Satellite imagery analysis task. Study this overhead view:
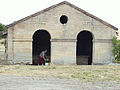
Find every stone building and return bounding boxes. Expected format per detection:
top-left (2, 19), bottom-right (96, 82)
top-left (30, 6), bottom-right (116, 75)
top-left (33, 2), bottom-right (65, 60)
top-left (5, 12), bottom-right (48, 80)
top-left (5, 1), bottom-right (118, 65)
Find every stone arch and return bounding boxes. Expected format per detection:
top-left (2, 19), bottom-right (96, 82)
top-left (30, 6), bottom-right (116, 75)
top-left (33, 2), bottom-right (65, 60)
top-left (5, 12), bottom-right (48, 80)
top-left (76, 30), bottom-right (93, 65)
top-left (32, 30), bottom-right (51, 65)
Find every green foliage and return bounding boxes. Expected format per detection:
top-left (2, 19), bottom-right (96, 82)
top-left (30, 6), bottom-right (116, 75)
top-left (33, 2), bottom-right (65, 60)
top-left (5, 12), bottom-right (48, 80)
top-left (0, 23), bottom-right (6, 31)
top-left (0, 32), bottom-right (2, 39)
top-left (112, 37), bottom-right (120, 63)
top-left (0, 23), bottom-right (6, 39)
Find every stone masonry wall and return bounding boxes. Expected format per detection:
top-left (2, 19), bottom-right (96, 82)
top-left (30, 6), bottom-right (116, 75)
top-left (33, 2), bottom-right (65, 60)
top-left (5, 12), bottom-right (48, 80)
top-left (7, 4), bottom-right (116, 64)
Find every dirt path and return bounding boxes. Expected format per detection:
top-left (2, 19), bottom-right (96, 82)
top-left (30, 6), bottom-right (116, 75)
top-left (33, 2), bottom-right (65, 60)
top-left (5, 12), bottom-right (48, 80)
top-left (0, 75), bottom-right (119, 90)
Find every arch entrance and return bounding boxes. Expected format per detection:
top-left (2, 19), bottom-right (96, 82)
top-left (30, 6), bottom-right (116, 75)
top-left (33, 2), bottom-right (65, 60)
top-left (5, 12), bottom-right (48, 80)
top-left (32, 30), bottom-right (51, 65)
top-left (76, 31), bottom-right (93, 65)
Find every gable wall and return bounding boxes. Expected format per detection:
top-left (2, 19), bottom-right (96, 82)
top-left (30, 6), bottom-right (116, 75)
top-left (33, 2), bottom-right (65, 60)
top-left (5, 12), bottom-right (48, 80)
top-left (13, 4), bottom-right (115, 40)
top-left (7, 4), bottom-right (116, 64)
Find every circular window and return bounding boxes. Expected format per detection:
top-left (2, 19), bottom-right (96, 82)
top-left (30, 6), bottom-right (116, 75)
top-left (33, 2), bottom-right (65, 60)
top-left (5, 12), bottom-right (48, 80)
top-left (60, 15), bottom-right (68, 24)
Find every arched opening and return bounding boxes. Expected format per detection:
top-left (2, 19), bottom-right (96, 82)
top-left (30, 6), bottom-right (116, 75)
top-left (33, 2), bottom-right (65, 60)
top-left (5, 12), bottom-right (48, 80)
top-left (32, 30), bottom-right (51, 65)
top-left (76, 31), bottom-right (93, 65)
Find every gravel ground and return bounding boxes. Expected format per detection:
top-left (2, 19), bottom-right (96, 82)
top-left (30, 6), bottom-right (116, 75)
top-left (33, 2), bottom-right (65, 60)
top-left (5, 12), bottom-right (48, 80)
top-left (0, 75), bottom-right (120, 90)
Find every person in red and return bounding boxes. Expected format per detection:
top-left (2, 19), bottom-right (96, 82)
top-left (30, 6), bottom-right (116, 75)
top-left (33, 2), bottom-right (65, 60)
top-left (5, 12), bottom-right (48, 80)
top-left (38, 50), bottom-right (47, 65)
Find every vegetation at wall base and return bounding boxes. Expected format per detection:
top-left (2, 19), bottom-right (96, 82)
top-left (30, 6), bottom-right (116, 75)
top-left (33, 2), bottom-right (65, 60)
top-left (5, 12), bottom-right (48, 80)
top-left (112, 37), bottom-right (120, 63)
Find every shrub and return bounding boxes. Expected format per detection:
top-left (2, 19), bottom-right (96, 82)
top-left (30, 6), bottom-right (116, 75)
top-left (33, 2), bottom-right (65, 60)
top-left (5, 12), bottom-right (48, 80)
top-left (0, 23), bottom-right (6, 39)
top-left (112, 37), bottom-right (120, 63)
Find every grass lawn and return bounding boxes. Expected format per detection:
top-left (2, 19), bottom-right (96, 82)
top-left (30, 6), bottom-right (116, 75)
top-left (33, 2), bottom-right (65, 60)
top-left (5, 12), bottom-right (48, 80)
top-left (0, 65), bottom-right (120, 82)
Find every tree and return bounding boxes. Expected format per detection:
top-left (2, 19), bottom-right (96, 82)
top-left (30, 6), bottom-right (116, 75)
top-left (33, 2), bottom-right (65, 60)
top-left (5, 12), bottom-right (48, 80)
top-left (0, 23), bottom-right (6, 39)
top-left (0, 23), bottom-right (6, 31)
top-left (112, 37), bottom-right (120, 63)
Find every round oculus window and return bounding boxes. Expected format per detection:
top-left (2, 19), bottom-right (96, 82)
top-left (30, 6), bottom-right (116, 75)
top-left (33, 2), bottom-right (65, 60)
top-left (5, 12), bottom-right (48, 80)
top-left (60, 15), bottom-right (68, 24)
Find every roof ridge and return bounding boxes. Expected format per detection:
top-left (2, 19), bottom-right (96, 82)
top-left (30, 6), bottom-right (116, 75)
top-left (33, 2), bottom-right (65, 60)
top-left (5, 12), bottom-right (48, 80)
top-left (6, 1), bottom-right (118, 30)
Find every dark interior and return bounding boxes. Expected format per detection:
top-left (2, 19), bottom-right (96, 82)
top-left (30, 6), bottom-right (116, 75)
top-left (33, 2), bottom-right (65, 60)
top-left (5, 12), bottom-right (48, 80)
top-left (32, 30), bottom-right (51, 65)
top-left (76, 31), bottom-right (93, 65)
top-left (60, 15), bottom-right (68, 24)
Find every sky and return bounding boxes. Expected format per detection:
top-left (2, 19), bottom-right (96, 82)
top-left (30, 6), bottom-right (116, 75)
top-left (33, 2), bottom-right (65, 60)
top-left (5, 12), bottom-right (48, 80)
top-left (0, 0), bottom-right (120, 29)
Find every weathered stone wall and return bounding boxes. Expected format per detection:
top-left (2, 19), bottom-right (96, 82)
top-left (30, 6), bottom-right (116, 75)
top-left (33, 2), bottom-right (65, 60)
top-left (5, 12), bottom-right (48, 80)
top-left (0, 39), bottom-right (11, 65)
top-left (7, 4), bottom-right (116, 64)
top-left (93, 39), bottom-right (114, 64)
top-left (0, 39), bottom-right (6, 60)
top-left (51, 39), bottom-right (76, 64)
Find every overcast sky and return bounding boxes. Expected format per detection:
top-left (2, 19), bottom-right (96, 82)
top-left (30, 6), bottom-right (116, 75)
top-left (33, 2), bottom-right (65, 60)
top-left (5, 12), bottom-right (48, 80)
top-left (0, 0), bottom-right (120, 29)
